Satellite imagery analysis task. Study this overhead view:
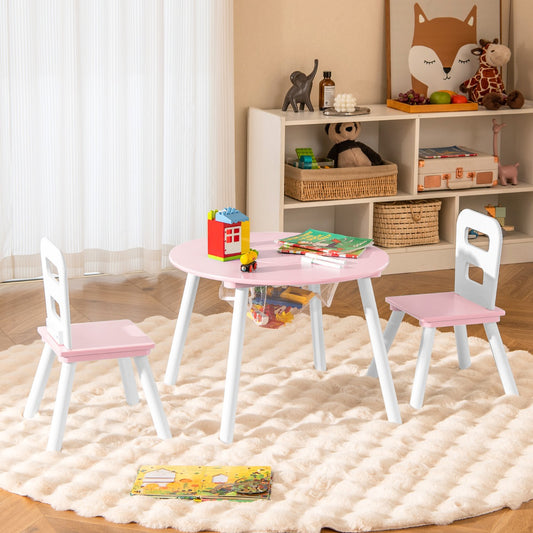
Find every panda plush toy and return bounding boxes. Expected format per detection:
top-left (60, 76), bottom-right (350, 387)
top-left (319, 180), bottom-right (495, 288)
top-left (325, 122), bottom-right (384, 168)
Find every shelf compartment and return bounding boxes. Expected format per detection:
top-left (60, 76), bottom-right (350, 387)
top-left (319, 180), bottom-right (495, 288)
top-left (459, 191), bottom-right (533, 238)
top-left (283, 203), bottom-right (371, 239)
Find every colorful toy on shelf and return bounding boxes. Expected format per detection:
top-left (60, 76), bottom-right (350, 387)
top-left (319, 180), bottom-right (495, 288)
top-left (295, 148), bottom-right (319, 169)
top-left (207, 207), bottom-right (250, 261)
top-left (485, 204), bottom-right (514, 232)
top-left (240, 249), bottom-right (258, 272)
top-left (492, 119), bottom-right (519, 186)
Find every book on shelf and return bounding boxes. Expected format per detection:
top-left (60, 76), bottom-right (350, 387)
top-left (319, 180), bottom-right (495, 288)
top-left (130, 465), bottom-right (272, 502)
top-left (418, 145), bottom-right (478, 159)
top-left (277, 228), bottom-right (372, 258)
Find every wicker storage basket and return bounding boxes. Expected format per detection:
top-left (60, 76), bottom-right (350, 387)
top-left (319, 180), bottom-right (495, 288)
top-left (284, 161), bottom-right (397, 202)
top-left (373, 199), bottom-right (442, 247)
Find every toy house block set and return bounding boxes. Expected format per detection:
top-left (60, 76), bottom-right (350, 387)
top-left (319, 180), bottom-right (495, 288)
top-left (207, 207), bottom-right (250, 261)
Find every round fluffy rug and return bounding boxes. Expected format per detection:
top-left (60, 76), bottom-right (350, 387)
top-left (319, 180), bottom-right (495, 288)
top-left (0, 312), bottom-right (532, 533)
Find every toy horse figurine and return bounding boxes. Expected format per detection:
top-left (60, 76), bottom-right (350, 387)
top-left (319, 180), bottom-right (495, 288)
top-left (492, 119), bottom-right (519, 185)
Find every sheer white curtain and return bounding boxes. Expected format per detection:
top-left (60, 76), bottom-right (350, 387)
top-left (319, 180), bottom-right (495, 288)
top-left (0, 0), bottom-right (235, 280)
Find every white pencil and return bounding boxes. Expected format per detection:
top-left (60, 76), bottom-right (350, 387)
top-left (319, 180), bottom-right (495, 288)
top-left (301, 255), bottom-right (344, 269)
top-left (304, 252), bottom-right (347, 265)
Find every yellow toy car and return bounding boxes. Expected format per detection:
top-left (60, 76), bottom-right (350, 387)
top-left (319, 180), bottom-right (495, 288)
top-left (240, 249), bottom-right (258, 272)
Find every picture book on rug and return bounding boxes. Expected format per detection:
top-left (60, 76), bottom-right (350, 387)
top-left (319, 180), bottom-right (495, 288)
top-left (130, 465), bottom-right (272, 502)
top-left (278, 228), bottom-right (372, 258)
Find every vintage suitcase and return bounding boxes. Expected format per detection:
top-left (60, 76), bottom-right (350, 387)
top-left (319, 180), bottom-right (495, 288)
top-left (418, 149), bottom-right (498, 191)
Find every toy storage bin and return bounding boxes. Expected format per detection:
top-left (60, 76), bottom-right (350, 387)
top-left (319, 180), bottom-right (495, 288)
top-left (284, 161), bottom-right (397, 202)
top-left (373, 199), bottom-right (442, 247)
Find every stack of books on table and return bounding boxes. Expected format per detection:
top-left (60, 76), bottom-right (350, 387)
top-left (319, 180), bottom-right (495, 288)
top-left (277, 228), bottom-right (373, 259)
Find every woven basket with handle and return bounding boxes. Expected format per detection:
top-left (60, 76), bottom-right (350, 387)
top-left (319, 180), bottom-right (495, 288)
top-left (373, 199), bottom-right (442, 247)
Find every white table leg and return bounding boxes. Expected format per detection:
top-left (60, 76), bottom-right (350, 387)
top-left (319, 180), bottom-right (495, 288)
top-left (219, 286), bottom-right (249, 444)
top-left (308, 284), bottom-right (326, 371)
top-left (164, 273), bottom-right (199, 385)
top-left (357, 277), bottom-right (402, 424)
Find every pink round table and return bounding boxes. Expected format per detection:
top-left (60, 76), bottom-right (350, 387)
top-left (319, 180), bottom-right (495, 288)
top-left (165, 232), bottom-right (401, 443)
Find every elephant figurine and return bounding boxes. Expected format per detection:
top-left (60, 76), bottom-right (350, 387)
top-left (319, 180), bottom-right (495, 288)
top-left (281, 59), bottom-right (318, 112)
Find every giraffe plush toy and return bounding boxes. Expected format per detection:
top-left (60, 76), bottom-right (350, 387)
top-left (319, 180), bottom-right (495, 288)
top-left (460, 39), bottom-right (524, 110)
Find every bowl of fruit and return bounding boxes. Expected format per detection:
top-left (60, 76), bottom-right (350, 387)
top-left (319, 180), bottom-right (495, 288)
top-left (387, 89), bottom-right (477, 113)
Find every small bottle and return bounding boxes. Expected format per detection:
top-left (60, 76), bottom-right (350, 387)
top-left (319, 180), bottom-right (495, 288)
top-left (319, 71), bottom-right (335, 110)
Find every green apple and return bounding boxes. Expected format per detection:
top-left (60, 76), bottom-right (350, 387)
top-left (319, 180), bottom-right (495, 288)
top-left (429, 91), bottom-right (452, 104)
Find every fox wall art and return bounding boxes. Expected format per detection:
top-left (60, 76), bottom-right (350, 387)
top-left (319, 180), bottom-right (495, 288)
top-left (387, 0), bottom-right (501, 99)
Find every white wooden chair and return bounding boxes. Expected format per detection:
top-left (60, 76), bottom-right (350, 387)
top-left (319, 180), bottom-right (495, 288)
top-left (24, 237), bottom-right (171, 451)
top-left (368, 209), bottom-right (518, 408)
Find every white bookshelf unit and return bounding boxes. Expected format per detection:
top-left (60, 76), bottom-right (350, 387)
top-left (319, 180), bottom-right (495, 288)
top-left (247, 104), bottom-right (533, 274)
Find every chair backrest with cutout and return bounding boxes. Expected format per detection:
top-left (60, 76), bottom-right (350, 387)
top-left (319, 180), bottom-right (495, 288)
top-left (40, 237), bottom-right (72, 349)
top-left (454, 209), bottom-right (503, 310)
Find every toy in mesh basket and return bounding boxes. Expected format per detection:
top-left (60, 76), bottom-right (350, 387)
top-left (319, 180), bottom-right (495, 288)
top-left (248, 286), bottom-right (315, 329)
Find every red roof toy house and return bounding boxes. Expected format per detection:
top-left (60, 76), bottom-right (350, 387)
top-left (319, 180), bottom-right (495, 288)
top-left (207, 207), bottom-right (250, 261)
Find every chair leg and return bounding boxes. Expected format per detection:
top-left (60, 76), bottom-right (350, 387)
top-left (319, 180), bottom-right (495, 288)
top-left (484, 322), bottom-right (519, 396)
top-left (118, 358), bottom-right (139, 405)
top-left (357, 277), bottom-right (401, 424)
top-left (133, 356), bottom-right (172, 439)
top-left (47, 362), bottom-right (77, 452)
top-left (410, 327), bottom-right (436, 409)
top-left (24, 344), bottom-right (55, 419)
top-left (454, 325), bottom-right (471, 369)
top-left (309, 284), bottom-right (326, 371)
top-left (366, 310), bottom-right (404, 378)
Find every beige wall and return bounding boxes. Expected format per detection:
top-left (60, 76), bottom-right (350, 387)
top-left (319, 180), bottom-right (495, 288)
top-left (233, 0), bottom-right (533, 213)
top-left (510, 1), bottom-right (533, 95)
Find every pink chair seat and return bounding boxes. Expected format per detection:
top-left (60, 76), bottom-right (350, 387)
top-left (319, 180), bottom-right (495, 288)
top-left (38, 319), bottom-right (154, 363)
top-left (367, 209), bottom-right (518, 409)
top-left (386, 292), bottom-right (505, 328)
top-left (24, 238), bottom-right (171, 451)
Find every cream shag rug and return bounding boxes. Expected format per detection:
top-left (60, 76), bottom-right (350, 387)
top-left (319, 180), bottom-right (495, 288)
top-left (0, 312), bottom-right (532, 533)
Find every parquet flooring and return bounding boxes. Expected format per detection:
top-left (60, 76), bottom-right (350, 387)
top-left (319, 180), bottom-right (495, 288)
top-left (0, 263), bottom-right (532, 533)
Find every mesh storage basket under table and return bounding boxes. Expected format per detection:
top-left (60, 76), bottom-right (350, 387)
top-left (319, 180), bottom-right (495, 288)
top-left (373, 199), bottom-right (442, 247)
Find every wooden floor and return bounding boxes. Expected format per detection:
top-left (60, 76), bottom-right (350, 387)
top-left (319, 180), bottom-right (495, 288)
top-left (0, 263), bottom-right (532, 533)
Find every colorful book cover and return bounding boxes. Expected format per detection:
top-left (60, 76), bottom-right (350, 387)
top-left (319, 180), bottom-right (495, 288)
top-left (278, 229), bottom-right (372, 256)
top-left (130, 465), bottom-right (272, 502)
top-left (278, 243), bottom-right (366, 259)
top-left (418, 145), bottom-right (478, 159)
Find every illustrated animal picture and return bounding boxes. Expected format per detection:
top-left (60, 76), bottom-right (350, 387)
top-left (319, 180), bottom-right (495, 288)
top-left (387, 0), bottom-right (500, 99)
top-left (408, 3), bottom-right (477, 96)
